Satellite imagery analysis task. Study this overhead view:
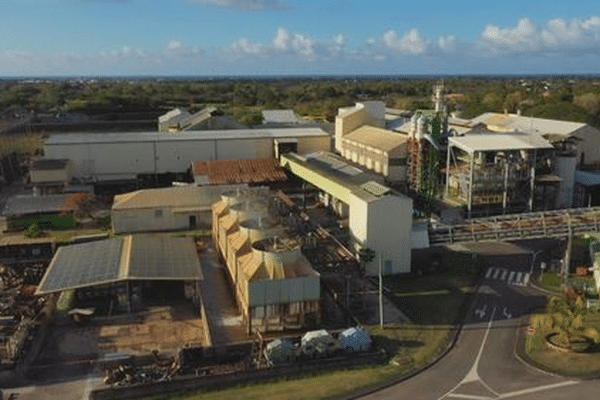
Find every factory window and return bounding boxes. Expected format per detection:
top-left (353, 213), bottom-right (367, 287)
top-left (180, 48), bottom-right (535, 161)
top-left (154, 209), bottom-right (163, 218)
top-left (389, 157), bottom-right (407, 166)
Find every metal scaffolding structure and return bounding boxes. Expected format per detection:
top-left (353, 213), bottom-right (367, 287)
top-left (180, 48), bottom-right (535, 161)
top-left (443, 131), bottom-right (555, 218)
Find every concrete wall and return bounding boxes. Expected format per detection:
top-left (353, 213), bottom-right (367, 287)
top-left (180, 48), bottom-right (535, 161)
top-left (573, 125), bottom-right (600, 166)
top-left (46, 134), bottom-right (328, 181)
top-left (112, 207), bottom-right (211, 233)
top-left (349, 193), bottom-right (413, 275)
top-left (45, 142), bottom-right (156, 179)
top-left (30, 163), bottom-right (73, 184)
top-left (335, 107), bottom-right (372, 153)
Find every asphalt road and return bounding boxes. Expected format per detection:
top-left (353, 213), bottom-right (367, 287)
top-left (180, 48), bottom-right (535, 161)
top-left (360, 243), bottom-right (600, 400)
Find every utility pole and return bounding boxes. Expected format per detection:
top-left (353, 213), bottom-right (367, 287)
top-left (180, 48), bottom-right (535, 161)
top-left (379, 254), bottom-right (384, 328)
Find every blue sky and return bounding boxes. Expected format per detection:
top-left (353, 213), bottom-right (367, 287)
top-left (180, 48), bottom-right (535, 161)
top-left (1, 0), bottom-right (600, 76)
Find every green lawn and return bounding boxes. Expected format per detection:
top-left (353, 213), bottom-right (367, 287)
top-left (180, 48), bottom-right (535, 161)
top-left (144, 326), bottom-right (453, 400)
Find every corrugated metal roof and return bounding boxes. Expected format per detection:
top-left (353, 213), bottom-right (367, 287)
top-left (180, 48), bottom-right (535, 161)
top-left (576, 170), bottom-right (600, 187)
top-left (343, 125), bottom-right (407, 152)
top-left (45, 128), bottom-right (330, 145)
top-left (192, 159), bottom-right (287, 184)
top-left (36, 234), bottom-right (202, 294)
top-left (448, 131), bottom-right (554, 153)
top-left (262, 110), bottom-right (300, 124)
top-left (471, 112), bottom-right (588, 136)
top-left (112, 184), bottom-right (247, 211)
top-left (2, 193), bottom-right (78, 217)
top-left (158, 108), bottom-right (191, 124)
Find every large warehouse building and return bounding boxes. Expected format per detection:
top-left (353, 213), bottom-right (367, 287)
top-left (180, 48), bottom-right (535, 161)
top-left (43, 128), bottom-right (331, 183)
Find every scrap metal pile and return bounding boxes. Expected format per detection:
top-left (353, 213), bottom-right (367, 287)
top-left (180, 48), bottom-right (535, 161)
top-left (0, 263), bottom-right (47, 365)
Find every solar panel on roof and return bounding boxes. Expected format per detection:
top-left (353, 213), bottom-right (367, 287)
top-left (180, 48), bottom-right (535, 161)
top-left (361, 181), bottom-right (391, 197)
top-left (37, 238), bottom-right (123, 294)
top-left (128, 235), bottom-right (201, 280)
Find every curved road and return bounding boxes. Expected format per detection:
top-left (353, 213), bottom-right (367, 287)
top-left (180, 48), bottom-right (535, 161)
top-left (360, 248), bottom-right (600, 400)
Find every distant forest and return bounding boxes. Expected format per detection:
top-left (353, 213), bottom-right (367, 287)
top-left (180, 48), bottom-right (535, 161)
top-left (2, 76), bottom-right (600, 128)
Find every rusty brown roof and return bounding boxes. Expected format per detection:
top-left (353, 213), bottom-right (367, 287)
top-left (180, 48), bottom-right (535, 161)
top-left (193, 158), bottom-right (288, 184)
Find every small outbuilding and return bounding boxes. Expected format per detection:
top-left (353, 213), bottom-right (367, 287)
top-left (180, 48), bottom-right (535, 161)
top-left (111, 184), bottom-right (247, 233)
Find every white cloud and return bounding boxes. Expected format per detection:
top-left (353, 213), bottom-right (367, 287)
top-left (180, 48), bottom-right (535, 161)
top-left (3, 15), bottom-right (600, 76)
top-left (382, 29), bottom-right (428, 54)
top-left (189, 0), bottom-right (286, 11)
top-left (479, 16), bottom-right (600, 53)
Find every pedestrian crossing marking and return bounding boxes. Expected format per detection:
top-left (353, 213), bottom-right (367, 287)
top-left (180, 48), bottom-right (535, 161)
top-left (484, 267), bottom-right (530, 287)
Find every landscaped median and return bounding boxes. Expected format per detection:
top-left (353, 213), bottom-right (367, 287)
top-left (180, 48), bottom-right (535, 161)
top-left (519, 296), bottom-right (600, 377)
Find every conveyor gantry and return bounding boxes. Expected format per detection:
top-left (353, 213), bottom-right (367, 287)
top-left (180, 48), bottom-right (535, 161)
top-left (428, 206), bottom-right (600, 246)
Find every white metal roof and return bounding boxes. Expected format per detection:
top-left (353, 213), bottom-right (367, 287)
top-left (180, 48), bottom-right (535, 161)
top-left (576, 170), bottom-right (600, 187)
top-left (448, 131), bottom-right (554, 153)
top-left (471, 112), bottom-right (588, 136)
top-left (158, 108), bottom-right (191, 124)
top-left (262, 110), bottom-right (300, 124)
top-left (45, 128), bottom-right (330, 145)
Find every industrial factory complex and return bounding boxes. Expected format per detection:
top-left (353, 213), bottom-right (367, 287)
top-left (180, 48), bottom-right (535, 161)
top-left (4, 89), bottom-right (600, 397)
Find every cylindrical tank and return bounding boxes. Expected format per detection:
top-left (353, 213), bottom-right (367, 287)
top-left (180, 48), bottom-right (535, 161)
top-left (252, 237), bottom-right (303, 279)
top-left (230, 200), bottom-right (269, 222)
top-left (417, 115), bottom-right (427, 140)
top-left (555, 153), bottom-right (577, 208)
top-left (409, 114), bottom-right (419, 138)
top-left (240, 217), bottom-right (283, 243)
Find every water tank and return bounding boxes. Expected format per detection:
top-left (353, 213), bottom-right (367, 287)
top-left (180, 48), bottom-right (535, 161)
top-left (230, 200), bottom-right (270, 222)
top-left (239, 217), bottom-right (283, 243)
top-left (555, 154), bottom-right (577, 208)
top-left (252, 237), bottom-right (303, 279)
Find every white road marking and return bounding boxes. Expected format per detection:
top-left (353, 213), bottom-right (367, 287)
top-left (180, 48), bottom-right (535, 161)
top-left (498, 380), bottom-right (579, 398)
top-left (485, 268), bottom-right (493, 279)
top-left (515, 272), bottom-right (522, 285)
top-left (503, 307), bottom-right (512, 320)
top-left (475, 304), bottom-right (487, 319)
top-left (500, 269), bottom-right (507, 281)
top-left (522, 273), bottom-right (530, 286)
top-left (439, 307), bottom-right (498, 400)
top-left (493, 269), bottom-right (500, 279)
top-left (447, 394), bottom-right (494, 399)
top-left (507, 271), bottom-right (515, 284)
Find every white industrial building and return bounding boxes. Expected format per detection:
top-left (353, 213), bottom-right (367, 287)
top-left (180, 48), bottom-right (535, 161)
top-left (281, 152), bottom-right (413, 275)
top-left (111, 184), bottom-right (247, 233)
top-left (43, 128), bottom-right (331, 182)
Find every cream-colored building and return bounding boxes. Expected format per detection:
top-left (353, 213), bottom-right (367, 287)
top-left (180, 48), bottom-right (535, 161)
top-left (29, 159), bottom-right (74, 194)
top-left (281, 152), bottom-right (413, 275)
top-left (335, 101), bottom-right (408, 183)
top-left (111, 184), bottom-right (246, 233)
